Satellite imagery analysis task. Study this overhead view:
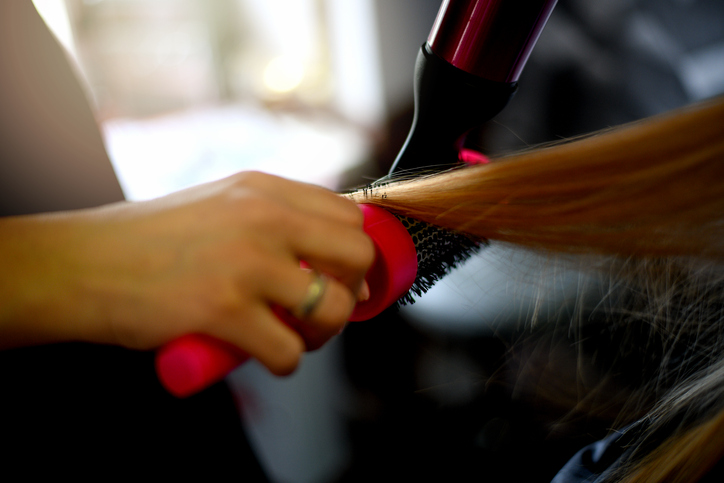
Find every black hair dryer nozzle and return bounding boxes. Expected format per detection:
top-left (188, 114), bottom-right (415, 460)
top-left (390, 0), bottom-right (558, 175)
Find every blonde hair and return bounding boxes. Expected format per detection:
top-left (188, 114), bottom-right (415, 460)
top-left (349, 97), bottom-right (724, 482)
top-left (622, 394), bottom-right (724, 483)
top-left (349, 97), bottom-right (724, 261)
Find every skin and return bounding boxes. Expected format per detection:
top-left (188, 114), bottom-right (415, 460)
top-left (0, 171), bottom-right (374, 376)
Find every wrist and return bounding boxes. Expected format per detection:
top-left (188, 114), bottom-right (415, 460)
top-left (0, 212), bottom-right (108, 348)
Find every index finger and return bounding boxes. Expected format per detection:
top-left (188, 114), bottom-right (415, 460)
top-left (230, 171), bottom-right (363, 228)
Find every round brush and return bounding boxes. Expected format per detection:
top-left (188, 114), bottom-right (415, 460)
top-left (155, 204), bottom-right (481, 397)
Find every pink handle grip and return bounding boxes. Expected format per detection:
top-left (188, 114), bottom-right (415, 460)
top-left (155, 204), bottom-right (418, 397)
top-left (156, 334), bottom-right (249, 397)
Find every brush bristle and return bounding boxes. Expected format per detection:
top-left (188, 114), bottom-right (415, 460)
top-left (394, 215), bottom-right (485, 306)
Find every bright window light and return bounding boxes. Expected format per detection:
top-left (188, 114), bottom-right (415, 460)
top-left (263, 56), bottom-right (305, 93)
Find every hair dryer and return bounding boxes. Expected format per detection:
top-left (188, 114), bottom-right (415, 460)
top-left (390, 0), bottom-right (557, 174)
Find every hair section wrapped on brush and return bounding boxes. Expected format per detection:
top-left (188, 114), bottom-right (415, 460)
top-left (350, 97), bottom-right (724, 261)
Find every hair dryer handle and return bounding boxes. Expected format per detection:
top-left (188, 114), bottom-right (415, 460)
top-left (155, 204), bottom-right (417, 397)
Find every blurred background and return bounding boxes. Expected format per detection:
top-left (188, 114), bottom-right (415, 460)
top-left (33, 0), bottom-right (724, 481)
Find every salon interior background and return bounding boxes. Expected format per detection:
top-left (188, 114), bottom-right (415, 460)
top-left (33, 0), bottom-right (434, 201)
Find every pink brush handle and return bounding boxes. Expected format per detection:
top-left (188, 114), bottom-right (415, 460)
top-left (155, 204), bottom-right (418, 397)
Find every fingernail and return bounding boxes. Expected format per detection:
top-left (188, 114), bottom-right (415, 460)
top-left (358, 281), bottom-right (370, 302)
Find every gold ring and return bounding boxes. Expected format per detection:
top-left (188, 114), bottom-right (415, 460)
top-left (295, 272), bottom-right (327, 319)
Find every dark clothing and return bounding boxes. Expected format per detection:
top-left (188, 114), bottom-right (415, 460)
top-left (552, 426), bottom-right (724, 483)
top-left (551, 430), bottom-right (630, 483)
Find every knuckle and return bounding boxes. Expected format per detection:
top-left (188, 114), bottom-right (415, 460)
top-left (314, 282), bottom-right (356, 330)
top-left (197, 279), bottom-right (247, 323)
top-left (239, 198), bottom-right (290, 232)
top-left (233, 170), bottom-right (269, 188)
top-left (342, 200), bottom-right (365, 226)
top-left (229, 243), bottom-right (268, 279)
top-left (266, 337), bottom-right (304, 376)
top-left (350, 234), bottom-right (376, 273)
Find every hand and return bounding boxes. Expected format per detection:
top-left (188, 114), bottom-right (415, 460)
top-left (0, 172), bottom-right (374, 375)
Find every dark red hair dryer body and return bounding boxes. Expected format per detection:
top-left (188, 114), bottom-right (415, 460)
top-left (390, 0), bottom-right (558, 174)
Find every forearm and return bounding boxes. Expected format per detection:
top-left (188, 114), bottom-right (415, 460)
top-left (0, 211), bottom-right (104, 348)
top-left (0, 202), bottom-right (208, 350)
top-left (0, 172), bottom-right (373, 376)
